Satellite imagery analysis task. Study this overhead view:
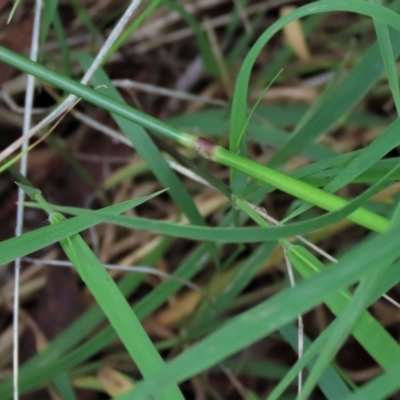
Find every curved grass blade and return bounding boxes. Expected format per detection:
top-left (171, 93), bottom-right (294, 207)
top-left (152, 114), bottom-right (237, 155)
top-left (21, 163), bottom-right (395, 251)
top-left (75, 52), bottom-right (219, 262)
top-left (25, 180), bottom-right (386, 243)
top-left (228, 0), bottom-right (400, 166)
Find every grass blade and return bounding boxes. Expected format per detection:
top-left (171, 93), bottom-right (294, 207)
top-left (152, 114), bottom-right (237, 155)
top-left (50, 211), bottom-right (184, 400)
top-left (113, 222), bottom-right (400, 399)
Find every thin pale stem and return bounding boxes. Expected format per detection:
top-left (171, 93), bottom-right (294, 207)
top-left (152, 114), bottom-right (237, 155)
top-left (13, 1), bottom-right (41, 399)
top-left (1, 0), bottom-right (142, 164)
top-left (284, 250), bottom-right (304, 395)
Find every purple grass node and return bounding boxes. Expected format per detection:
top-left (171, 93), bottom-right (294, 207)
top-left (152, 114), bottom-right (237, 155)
top-left (193, 137), bottom-right (215, 159)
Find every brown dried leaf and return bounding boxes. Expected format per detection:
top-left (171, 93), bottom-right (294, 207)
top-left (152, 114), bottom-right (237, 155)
top-left (280, 6), bottom-right (311, 62)
top-left (97, 364), bottom-right (134, 397)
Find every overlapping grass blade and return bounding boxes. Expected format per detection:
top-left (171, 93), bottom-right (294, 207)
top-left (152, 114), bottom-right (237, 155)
top-left (268, 254), bottom-right (400, 400)
top-left (24, 176), bottom-right (389, 242)
top-left (279, 324), bottom-right (351, 399)
top-left (228, 0), bottom-right (400, 167)
top-left (0, 193), bottom-right (163, 267)
top-left (104, 0), bottom-right (162, 63)
top-left (284, 115), bottom-right (400, 220)
top-left (0, 44), bottom-right (393, 233)
top-left (290, 249), bottom-right (397, 399)
top-left (323, 117), bottom-right (400, 192)
top-left (22, 159), bottom-right (397, 247)
top-left (51, 211), bottom-right (184, 400)
top-left (75, 52), bottom-right (212, 235)
top-left (372, 0), bottom-right (400, 114)
top-left (0, 241), bottom-right (219, 398)
top-left (113, 222), bottom-right (400, 399)
top-left (342, 359), bottom-right (400, 400)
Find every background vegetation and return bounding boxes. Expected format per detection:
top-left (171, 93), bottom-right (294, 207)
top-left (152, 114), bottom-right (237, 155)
top-left (0, 0), bottom-right (400, 399)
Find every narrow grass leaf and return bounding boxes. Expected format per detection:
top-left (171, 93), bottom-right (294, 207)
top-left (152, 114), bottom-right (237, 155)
top-left (279, 324), bottom-right (351, 399)
top-left (323, 117), bottom-right (400, 192)
top-left (299, 267), bottom-right (393, 399)
top-left (51, 212), bottom-right (184, 400)
top-left (161, 0), bottom-right (218, 75)
top-left (288, 246), bottom-right (400, 369)
top-left (342, 359), bottom-right (400, 400)
top-left (114, 222), bottom-right (400, 400)
top-left (227, 0), bottom-right (400, 166)
top-left (76, 52), bottom-right (219, 263)
top-left (0, 193), bottom-right (163, 267)
top-left (371, 0), bottom-right (400, 114)
top-left (0, 241), bottom-right (217, 398)
top-left (52, 11), bottom-right (73, 77)
top-left (0, 45), bottom-right (392, 234)
top-left (104, 0), bottom-right (162, 63)
top-left (52, 374), bottom-right (78, 400)
top-left (40, 0), bottom-right (58, 62)
top-left (268, 321), bottom-right (342, 400)
top-left (27, 165), bottom-right (391, 242)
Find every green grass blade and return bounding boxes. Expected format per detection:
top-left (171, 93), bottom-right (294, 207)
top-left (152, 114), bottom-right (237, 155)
top-left (7, 0), bottom-right (21, 23)
top-left (371, 0), bottom-right (400, 114)
top-left (52, 374), bottom-right (78, 400)
top-left (40, 0), bottom-right (58, 63)
top-left (52, 11), bottom-right (73, 77)
top-left (225, 0), bottom-right (400, 167)
top-left (0, 43), bottom-right (393, 234)
top-left (161, 0), bottom-right (218, 76)
top-left (0, 241), bottom-right (218, 398)
top-left (268, 249), bottom-right (400, 400)
top-left (28, 176), bottom-right (388, 242)
top-left (342, 359), bottom-right (400, 400)
top-left (103, 0), bottom-right (162, 63)
top-left (279, 324), bottom-right (351, 399)
top-left (24, 162), bottom-right (395, 244)
top-left (230, 0), bottom-right (400, 156)
top-left (323, 112), bottom-right (400, 194)
top-left (284, 115), bottom-right (400, 220)
top-left (268, 323), bottom-right (332, 400)
top-left (0, 193), bottom-right (163, 267)
top-left (298, 267), bottom-right (393, 399)
top-left (113, 222), bottom-right (400, 399)
top-left (51, 212), bottom-right (184, 400)
top-left (75, 51), bottom-right (219, 264)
